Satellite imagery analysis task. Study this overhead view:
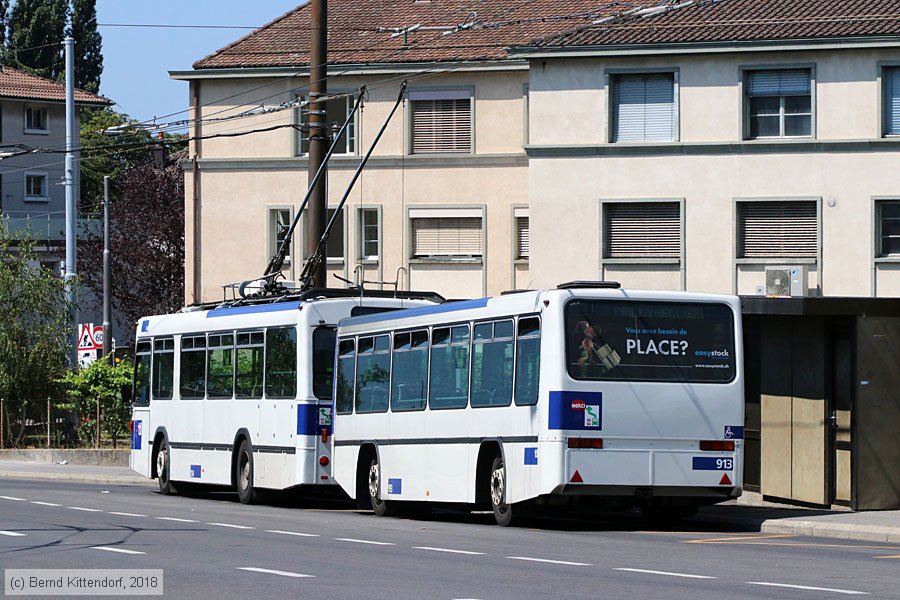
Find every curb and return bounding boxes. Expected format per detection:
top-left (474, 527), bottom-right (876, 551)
top-left (761, 519), bottom-right (900, 544)
top-left (0, 470), bottom-right (155, 487)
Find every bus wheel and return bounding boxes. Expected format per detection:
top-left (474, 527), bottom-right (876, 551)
top-left (156, 440), bottom-right (176, 495)
top-left (368, 457), bottom-right (389, 517)
top-left (236, 440), bottom-right (258, 505)
top-left (490, 456), bottom-right (514, 526)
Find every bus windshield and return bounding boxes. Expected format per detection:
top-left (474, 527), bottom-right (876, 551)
top-left (565, 299), bottom-right (735, 383)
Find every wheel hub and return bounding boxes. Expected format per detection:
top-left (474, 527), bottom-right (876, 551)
top-left (368, 463), bottom-right (379, 499)
top-left (491, 466), bottom-right (505, 508)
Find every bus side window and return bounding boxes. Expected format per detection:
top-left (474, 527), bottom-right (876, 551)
top-left (514, 317), bottom-right (541, 406)
top-left (336, 339), bottom-right (356, 414)
top-left (313, 327), bottom-right (337, 400)
top-left (180, 335), bottom-right (207, 399)
top-left (429, 325), bottom-right (469, 410)
top-left (471, 320), bottom-right (514, 408)
top-left (391, 330), bottom-right (428, 412)
top-left (356, 334), bottom-right (390, 413)
top-left (133, 341), bottom-right (152, 406)
top-left (265, 328), bottom-right (297, 399)
top-left (236, 331), bottom-right (264, 399)
top-left (151, 339), bottom-right (175, 400)
top-left (207, 333), bottom-right (235, 399)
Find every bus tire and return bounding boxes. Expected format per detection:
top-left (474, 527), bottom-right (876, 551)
top-left (368, 456), bottom-right (390, 517)
top-left (156, 440), bottom-right (176, 495)
top-left (490, 456), bottom-right (514, 526)
top-left (236, 439), bottom-right (258, 505)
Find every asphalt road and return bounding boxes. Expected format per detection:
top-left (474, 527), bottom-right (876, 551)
top-left (1, 480), bottom-right (899, 599)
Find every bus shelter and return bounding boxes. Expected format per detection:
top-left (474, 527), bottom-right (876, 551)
top-left (741, 297), bottom-right (900, 510)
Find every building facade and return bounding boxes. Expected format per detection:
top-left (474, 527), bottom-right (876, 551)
top-left (516, 0), bottom-right (900, 298)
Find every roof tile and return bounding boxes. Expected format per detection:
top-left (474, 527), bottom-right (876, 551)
top-left (0, 65), bottom-right (109, 105)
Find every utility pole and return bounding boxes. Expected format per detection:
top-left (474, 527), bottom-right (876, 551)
top-left (305, 0), bottom-right (328, 288)
top-left (64, 36), bottom-right (77, 353)
top-left (101, 176), bottom-right (111, 359)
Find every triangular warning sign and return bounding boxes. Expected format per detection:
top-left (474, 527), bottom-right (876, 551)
top-left (78, 327), bottom-right (95, 350)
top-left (719, 472), bottom-right (732, 485)
top-left (570, 470), bottom-right (583, 483)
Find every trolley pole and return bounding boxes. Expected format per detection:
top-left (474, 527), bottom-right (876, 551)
top-left (101, 176), bottom-right (111, 359)
top-left (305, 0), bottom-right (328, 288)
top-left (64, 36), bottom-right (78, 358)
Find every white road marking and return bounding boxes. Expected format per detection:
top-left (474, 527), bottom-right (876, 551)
top-left (207, 522), bottom-right (254, 530)
top-left (414, 546), bottom-right (485, 555)
top-left (237, 567), bottom-right (314, 579)
top-left (30, 501), bottom-right (61, 507)
top-left (92, 546), bottom-right (146, 555)
top-left (615, 568), bottom-right (715, 579)
top-left (155, 517), bottom-right (199, 523)
top-left (0, 496), bottom-right (26, 501)
top-left (507, 556), bottom-right (591, 566)
top-left (334, 537), bottom-right (395, 546)
top-left (748, 582), bottom-right (869, 595)
top-left (109, 512), bottom-right (147, 517)
top-left (0, 530), bottom-right (26, 537)
top-left (266, 530), bottom-right (320, 537)
top-left (67, 506), bottom-right (102, 512)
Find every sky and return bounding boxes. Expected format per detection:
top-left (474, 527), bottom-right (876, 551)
top-left (97, 1), bottom-right (303, 126)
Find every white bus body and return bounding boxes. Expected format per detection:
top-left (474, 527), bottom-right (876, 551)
top-left (332, 285), bottom-right (744, 525)
top-left (129, 293), bottom-right (437, 502)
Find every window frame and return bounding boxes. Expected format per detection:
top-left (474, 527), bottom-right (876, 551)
top-left (390, 328), bottom-right (430, 413)
top-left (357, 206), bottom-right (381, 263)
top-left (879, 62), bottom-right (900, 138)
top-left (406, 87), bottom-right (475, 156)
top-left (513, 315), bottom-right (541, 407)
top-left (427, 322), bottom-right (471, 411)
top-left (267, 206), bottom-right (294, 271)
top-left (178, 334), bottom-right (208, 400)
top-left (293, 91), bottom-right (357, 157)
top-left (605, 67), bottom-right (679, 144)
top-left (335, 337), bottom-right (357, 415)
top-left (355, 333), bottom-right (392, 414)
top-left (407, 206), bottom-right (485, 263)
top-left (733, 197), bottom-right (821, 264)
top-left (24, 171), bottom-right (49, 201)
top-left (470, 318), bottom-right (515, 409)
top-left (151, 338), bottom-right (175, 401)
top-left (24, 106), bottom-right (49, 134)
top-left (740, 64), bottom-right (816, 141)
top-left (875, 197), bottom-right (900, 260)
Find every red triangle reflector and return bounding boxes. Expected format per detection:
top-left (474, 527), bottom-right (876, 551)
top-left (570, 470), bottom-right (583, 483)
top-left (719, 472), bottom-right (732, 485)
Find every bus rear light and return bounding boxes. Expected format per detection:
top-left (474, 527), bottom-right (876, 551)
top-left (567, 437), bottom-right (603, 449)
top-left (127, 420), bottom-right (133, 433)
top-left (318, 456), bottom-right (329, 467)
top-left (700, 440), bottom-right (735, 451)
top-left (322, 429), bottom-right (329, 443)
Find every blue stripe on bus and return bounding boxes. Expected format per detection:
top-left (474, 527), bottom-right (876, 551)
top-left (297, 404), bottom-right (333, 436)
top-left (340, 298), bottom-right (490, 327)
top-left (206, 301), bottom-right (302, 318)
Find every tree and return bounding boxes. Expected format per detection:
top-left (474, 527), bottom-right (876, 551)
top-left (0, 1), bottom-right (9, 48)
top-left (58, 355), bottom-right (132, 447)
top-left (6, 0), bottom-right (67, 81)
top-left (78, 154), bottom-right (186, 350)
top-left (0, 226), bottom-right (73, 447)
top-left (69, 0), bottom-right (102, 92)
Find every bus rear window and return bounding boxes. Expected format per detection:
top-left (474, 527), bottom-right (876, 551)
top-left (565, 300), bottom-right (735, 383)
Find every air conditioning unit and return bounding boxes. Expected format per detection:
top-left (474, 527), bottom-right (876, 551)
top-left (765, 265), bottom-right (808, 297)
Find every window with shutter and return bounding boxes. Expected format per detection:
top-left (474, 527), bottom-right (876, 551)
top-left (745, 69), bottom-right (812, 139)
top-left (737, 201), bottom-right (817, 258)
top-left (409, 90), bottom-right (472, 154)
top-left (884, 68), bottom-right (900, 137)
top-left (515, 216), bottom-right (530, 260)
top-left (604, 202), bottom-right (680, 259)
top-left (612, 73), bottom-right (676, 143)
top-left (877, 200), bottom-right (900, 257)
top-left (411, 217), bottom-right (482, 258)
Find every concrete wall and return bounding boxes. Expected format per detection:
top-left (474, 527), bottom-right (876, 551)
top-left (528, 48), bottom-right (900, 297)
top-left (184, 69), bottom-right (530, 303)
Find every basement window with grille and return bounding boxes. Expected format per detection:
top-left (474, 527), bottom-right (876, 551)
top-left (737, 200), bottom-right (818, 259)
top-left (409, 90), bottom-right (473, 154)
top-left (603, 201), bottom-right (681, 260)
top-left (410, 209), bottom-right (482, 261)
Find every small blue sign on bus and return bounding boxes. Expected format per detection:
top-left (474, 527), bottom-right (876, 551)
top-left (692, 457), bottom-right (734, 471)
top-left (524, 447), bottom-right (538, 465)
top-left (724, 425), bottom-right (744, 440)
top-left (387, 478), bottom-right (402, 495)
top-left (131, 420), bottom-right (142, 450)
top-left (190, 464), bottom-right (202, 478)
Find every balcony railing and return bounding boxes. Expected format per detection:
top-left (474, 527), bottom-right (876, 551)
top-left (1, 215), bottom-right (101, 242)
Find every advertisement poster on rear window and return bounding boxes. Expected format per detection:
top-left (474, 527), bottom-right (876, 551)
top-left (564, 300), bottom-right (735, 383)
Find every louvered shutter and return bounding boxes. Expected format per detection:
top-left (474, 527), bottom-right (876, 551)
top-left (738, 201), bottom-right (817, 258)
top-left (746, 70), bottom-right (810, 96)
top-left (411, 98), bottom-right (472, 154)
top-left (612, 73), bottom-right (675, 143)
top-left (604, 202), bottom-right (680, 258)
top-left (516, 216), bottom-right (530, 259)
top-left (411, 217), bottom-right (482, 257)
top-left (886, 68), bottom-right (900, 136)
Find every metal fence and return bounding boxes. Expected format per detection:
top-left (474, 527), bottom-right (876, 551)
top-left (0, 397), bottom-right (127, 449)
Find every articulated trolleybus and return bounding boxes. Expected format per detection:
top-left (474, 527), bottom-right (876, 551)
top-left (129, 289), bottom-right (439, 502)
top-left (332, 282), bottom-right (744, 526)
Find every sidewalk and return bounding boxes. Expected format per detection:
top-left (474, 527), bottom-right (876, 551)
top-left (1, 460), bottom-right (899, 544)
